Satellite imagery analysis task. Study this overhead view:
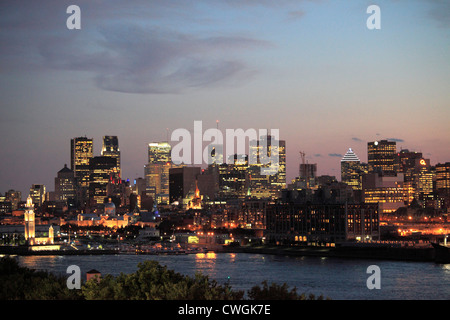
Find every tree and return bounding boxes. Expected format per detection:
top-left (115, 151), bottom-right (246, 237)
top-left (247, 280), bottom-right (326, 300)
top-left (0, 256), bottom-right (81, 300)
top-left (81, 260), bottom-right (244, 300)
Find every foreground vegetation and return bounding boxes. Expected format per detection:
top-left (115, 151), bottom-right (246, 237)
top-left (0, 256), bottom-right (327, 300)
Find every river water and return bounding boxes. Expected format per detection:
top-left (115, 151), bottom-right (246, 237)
top-left (17, 253), bottom-right (450, 300)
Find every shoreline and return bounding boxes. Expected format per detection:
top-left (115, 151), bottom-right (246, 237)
top-left (222, 244), bottom-right (437, 262)
top-left (0, 243), bottom-right (440, 262)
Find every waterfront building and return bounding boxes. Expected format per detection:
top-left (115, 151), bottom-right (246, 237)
top-left (266, 202), bottom-right (380, 244)
top-left (367, 140), bottom-right (397, 176)
top-left (24, 196), bottom-right (54, 246)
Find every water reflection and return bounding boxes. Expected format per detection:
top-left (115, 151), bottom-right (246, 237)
top-left (14, 253), bottom-right (450, 300)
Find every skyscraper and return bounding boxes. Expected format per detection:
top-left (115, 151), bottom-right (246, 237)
top-left (145, 142), bottom-right (173, 204)
top-left (54, 164), bottom-right (76, 204)
top-left (341, 148), bottom-right (368, 190)
top-left (436, 162), bottom-right (450, 209)
top-left (71, 137), bottom-right (93, 188)
top-left (29, 184), bottom-right (46, 208)
top-left (248, 135), bottom-right (286, 198)
top-left (367, 140), bottom-right (397, 176)
top-left (89, 156), bottom-right (117, 206)
top-left (169, 166), bottom-right (201, 205)
top-left (102, 136), bottom-right (121, 178)
top-left (148, 142), bottom-right (171, 163)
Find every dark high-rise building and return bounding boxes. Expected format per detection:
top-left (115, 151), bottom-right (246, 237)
top-left (54, 164), bottom-right (76, 204)
top-left (5, 190), bottom-right (21, 211)
top-left (298, 163), bottom-right (317, 189)
top-left (29, 184), bottom-right (46, 208)
top-left (266, 202), bottom-right (380, 244)
top-left (367, 140), bottom-right (397, 176)
top-left (89, 156), bottom-right (117, 206)
top-left (102, 136), bottom-right (121, 178)
top-left (169, 167), bottom-right (201, 204)
top-left (436, 162), bottom-right (450, 209)
top-left (71, 137), bottom-right (93, 188)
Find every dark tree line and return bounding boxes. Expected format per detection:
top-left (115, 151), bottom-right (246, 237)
top-left (0, 256), bottom-right (327, 300)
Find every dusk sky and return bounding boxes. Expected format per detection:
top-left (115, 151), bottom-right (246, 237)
top-left (1, 0), bottom-right (449, 196)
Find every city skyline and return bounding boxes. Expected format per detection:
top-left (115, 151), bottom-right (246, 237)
top-left (1, 0), bottom-right (449, 196)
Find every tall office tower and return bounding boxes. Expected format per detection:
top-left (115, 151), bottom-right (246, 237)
top-left (169, 166), bottom-right (201, 205)
top-left (397, 149), bottom-right (423, 181)
top-left (248, 135), bottom-right (286, 199)
top-left (367, 140), bottom-right (397, 176)
top-left (71, 137), bottom-right (93, 188)
top-left (54, 164), bottom-right (77, 204)
top-left (145, 142), bottom-right (173, 204)
top-left (5, 190), bottom-right (21, 210)
top-left (148, 142), bottom-right (171, 163)
top-left (216, 154), bottom-right (249, 199)
top-left (435, 162), bottom-right (450, 209)
top-left (89, 156), bottom-right (117, 206)
top-left (29, 184), bottom-right (46, 208)
top-left (102, 136), bottom-right (121, 178)
top-left (341, 148), bottom-right (368, 190)
top-left (397, 149), bottom-right (433, 206)
top-left (298, 163), bottom-right (317, 189)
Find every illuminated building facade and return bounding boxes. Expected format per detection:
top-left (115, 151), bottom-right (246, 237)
top-left (89, 156), bottom-right (118, 206)
top-left (145, 142), bottom-right (173, 204)
top-left (71, 137), bottom-right (93, 188)
top-left (362, 173), bottom-right (405, 214)
top-left (102, 136), bottom-right (121, 178)
top-left (341, 148), bottom-right (368, 190)
top-left (24, 196), bottom-right (54, 246)
top-left (436, 162), bottom-right (450, 209)
top-left (29, 184), bottom-right (46, 208)
top-left (5, 190), bottom-right (21, 211)
top-left (216, 154), bottom-right (249, 199)
top-left (248, 135), bottom-right (286, 199)
top-left (266, 202), bottom-right (379, 244)
top-left (368, 140), bottom-right (397, 176)
top-left (396, 149), bottom-right (434, 207)
top-left (148, 142), bottom-right (171, 163)
top-left (24, 196), bottom-right (35, 244)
